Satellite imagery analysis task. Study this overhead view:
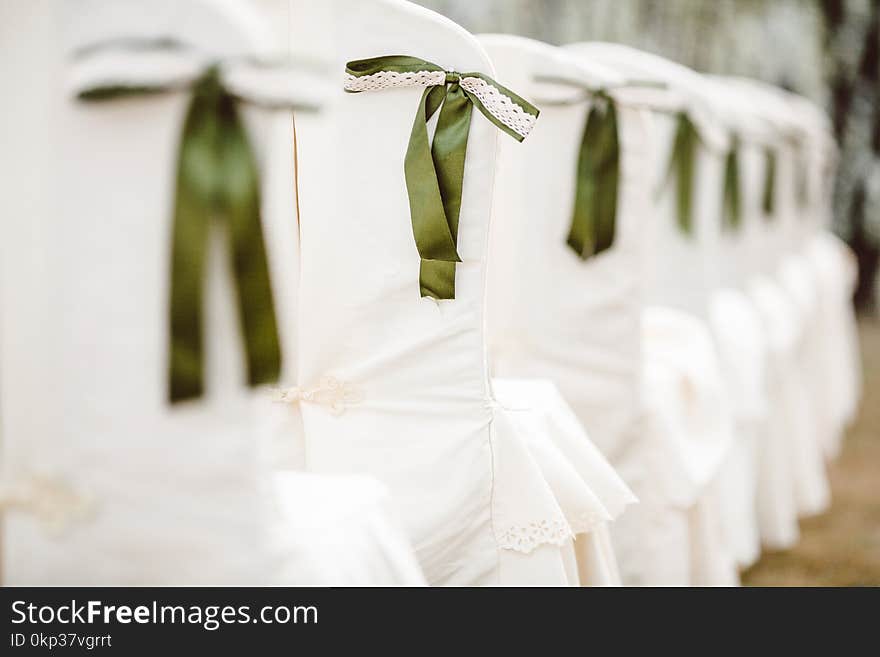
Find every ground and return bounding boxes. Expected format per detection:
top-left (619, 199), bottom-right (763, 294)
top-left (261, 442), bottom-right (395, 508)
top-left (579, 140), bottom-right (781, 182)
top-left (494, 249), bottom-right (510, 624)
top-left (742, 317), bottom-right (880, 586)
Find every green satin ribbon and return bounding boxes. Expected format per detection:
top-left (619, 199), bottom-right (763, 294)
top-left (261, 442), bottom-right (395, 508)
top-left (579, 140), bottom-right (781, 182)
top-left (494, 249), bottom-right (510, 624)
top-left (567, 94), bottom-right (620, 259)
top-left (722, 136), bottom-right (742, 231)
top-left (794, 138), bottom-right (810, 210)
top-left (762, 145), bottom-right (777, 218)
top-left (664, 111), bottom-right (701, 235)
top-left (532, 77), bottom-right (665, 259)
top-left (345, 56), bottom-right (539, 300)
top-left (79, 65), bottom-right (282, 403)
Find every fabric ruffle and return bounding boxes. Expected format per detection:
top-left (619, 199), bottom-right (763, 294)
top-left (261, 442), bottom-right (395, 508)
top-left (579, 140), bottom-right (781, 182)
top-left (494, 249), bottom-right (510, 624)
top-left (488, 405), bottom-right (575, 555)
top-left (639, 306), bottom-right (735, 509)
top-left (612, 306), bottom-right (740, 584)
top-left (267, 377), bottom-right (626, 585)
top-left (492, 378), bottom-right (637, 525)
top-left (778, 253), bottom-right (833, 514)
top-left (489, 380), bottom-right (636, 585)
top-left (708, 288), bottom-right (768, 423)
top-left (746, 274), bottom-right (827, 548)
top-left (707, 288), bottom-right (767, 568)
top-left (806, 232), bottom-right (862, 455)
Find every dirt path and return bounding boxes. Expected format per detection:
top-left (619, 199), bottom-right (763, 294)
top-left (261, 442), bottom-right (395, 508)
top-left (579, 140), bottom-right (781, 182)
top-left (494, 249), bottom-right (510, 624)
top-left (743, 317), bottom-right (880, 586)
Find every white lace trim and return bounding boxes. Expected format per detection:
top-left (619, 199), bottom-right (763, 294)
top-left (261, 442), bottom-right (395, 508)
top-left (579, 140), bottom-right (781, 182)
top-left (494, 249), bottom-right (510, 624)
top-left (496, 519), bottom-right (574, 554)
top-left (458, 76), bottom-right (536, 139)
top-left (344, 69), bottom-right (446, 92)
top-left (272, 376), bottom-right (363, 416)
top-left (344, 71), bottom-right (537, 139)
top-left (569, 509), bottom-right (608, 536)
top-left (0, 473), bottom-right (96, 536)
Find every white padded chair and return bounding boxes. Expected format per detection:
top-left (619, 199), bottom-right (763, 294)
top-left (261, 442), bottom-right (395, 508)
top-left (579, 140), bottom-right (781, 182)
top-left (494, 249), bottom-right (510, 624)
top-left (0, 0), bottom-right (425, 586)
top-left (724, 78), bottom-right (833, 527)
top-left (564, 42), bottom-right (749, 584)
top-left (479, 35), bottom-right (734, 585)
top-left (283, 0), bottom-right (634, 585)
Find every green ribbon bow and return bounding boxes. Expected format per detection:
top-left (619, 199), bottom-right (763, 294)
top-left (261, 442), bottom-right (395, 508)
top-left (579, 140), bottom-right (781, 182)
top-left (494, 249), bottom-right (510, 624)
top-left (722, 136), bottom-right (742, 231)
top-left (762, 145), bottom-right (777, 218)
top-left (567, 94), bottom-right (620, 259)
top-left (532, 76), bottom-right (667, 259)
top-left (664, 111), bottom-right (701, 235)
top-left (344, 56), bottom-right (539, 300)
top-left (79, 65), bottom-right (282, 403)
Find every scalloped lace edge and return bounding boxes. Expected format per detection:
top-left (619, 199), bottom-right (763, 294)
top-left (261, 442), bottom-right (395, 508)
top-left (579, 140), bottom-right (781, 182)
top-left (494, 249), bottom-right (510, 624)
top-left (496, 519), bottom-right (574, 554)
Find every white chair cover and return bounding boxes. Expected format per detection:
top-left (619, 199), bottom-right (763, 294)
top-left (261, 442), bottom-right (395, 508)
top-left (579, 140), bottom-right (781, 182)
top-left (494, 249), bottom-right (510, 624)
top-left (273, 473), bottom-right (426, 585)
top-left (564, 43), bottom-right (746, 583)
top-left (784, 90), bottom-right (862, 453)
top-left (0, 0), bottom-right (424, 586)
top-left (696, 75), bottom-right (782, 567)
top-left (283, 0), bottom-right (633, 586)
top-left (0, 0), bottom-right (58, 581)
top-left (483, 37), bottom-right (698, 585)
top-left (482, 35), bottom-right (637, 460)
top-left (726, 78), bottom-right (833, 523)
top-left (807, 232), bottom-right (862, 451)
top-left (564, 43), bottom-right (731, 315)
top-left (479, 36), bottom-right (731, 584)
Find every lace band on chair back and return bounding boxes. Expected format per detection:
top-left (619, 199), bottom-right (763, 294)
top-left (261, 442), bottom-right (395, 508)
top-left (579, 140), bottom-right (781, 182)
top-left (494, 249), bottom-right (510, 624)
top-left (343, 55), bottom-right (539, 300)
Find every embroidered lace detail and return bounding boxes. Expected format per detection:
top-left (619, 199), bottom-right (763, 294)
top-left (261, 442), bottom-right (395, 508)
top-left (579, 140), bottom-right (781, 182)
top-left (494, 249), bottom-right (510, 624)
top-left (344, 70), bottom-right (446, 92)
top-left (272, 376), bottom-right (363, 416)
top-left (569, 509), bottom-right (608, 536)
top-left (459, 76), bottom-right (537, 139)
top-left (0, 474), bottom-right (96, 536)
top-left (496, 519), bottom-right (574, 553)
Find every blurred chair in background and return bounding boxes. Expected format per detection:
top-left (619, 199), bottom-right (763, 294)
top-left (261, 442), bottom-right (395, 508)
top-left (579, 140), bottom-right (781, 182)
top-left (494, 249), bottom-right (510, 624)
top-left (0, 0), bottom-right (425, 586)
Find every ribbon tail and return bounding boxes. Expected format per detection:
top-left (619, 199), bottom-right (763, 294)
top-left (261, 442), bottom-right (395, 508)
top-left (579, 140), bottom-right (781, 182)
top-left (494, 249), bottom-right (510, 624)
top-left (168, 82), bottom-right (216, 402)
top-left (404, 85), bottom-right (462, 300)
top-left (74, 68), bottom-right (208, 401)
top-left (723, 141), bottom-right (742, 231)
top-left (568, 106), bottom-right (601, 258)
top-left (567, 101), bottom-right (620, 259)
top-left (594, 101), bottom-right (619, 255)
top-left (422, 83), bottom-right (472, 298)
top-left (795, 141), bottom-right (810, 209)
top-left (762, 146), bottom-right (777, 217)
top-left (419, 259), bottom-right (457, 299)
top-left (667, 112), bottom-right (697, 235)
top-left (217, 91), bottom-right (283, 389)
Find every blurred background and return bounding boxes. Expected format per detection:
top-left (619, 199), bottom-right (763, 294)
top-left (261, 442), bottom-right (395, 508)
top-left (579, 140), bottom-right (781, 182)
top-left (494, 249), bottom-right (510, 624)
top-left (418, 0), bottom-right (880, 585)
top-left (420, 0), bottom-right (880, 312)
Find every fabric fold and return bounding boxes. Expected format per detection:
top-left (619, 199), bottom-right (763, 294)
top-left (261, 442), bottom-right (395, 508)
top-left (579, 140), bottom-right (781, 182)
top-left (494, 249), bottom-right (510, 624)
top-left (640, 307), bottom-right (735, 508)
top-left (492, 378), bottom-right (637, 523)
